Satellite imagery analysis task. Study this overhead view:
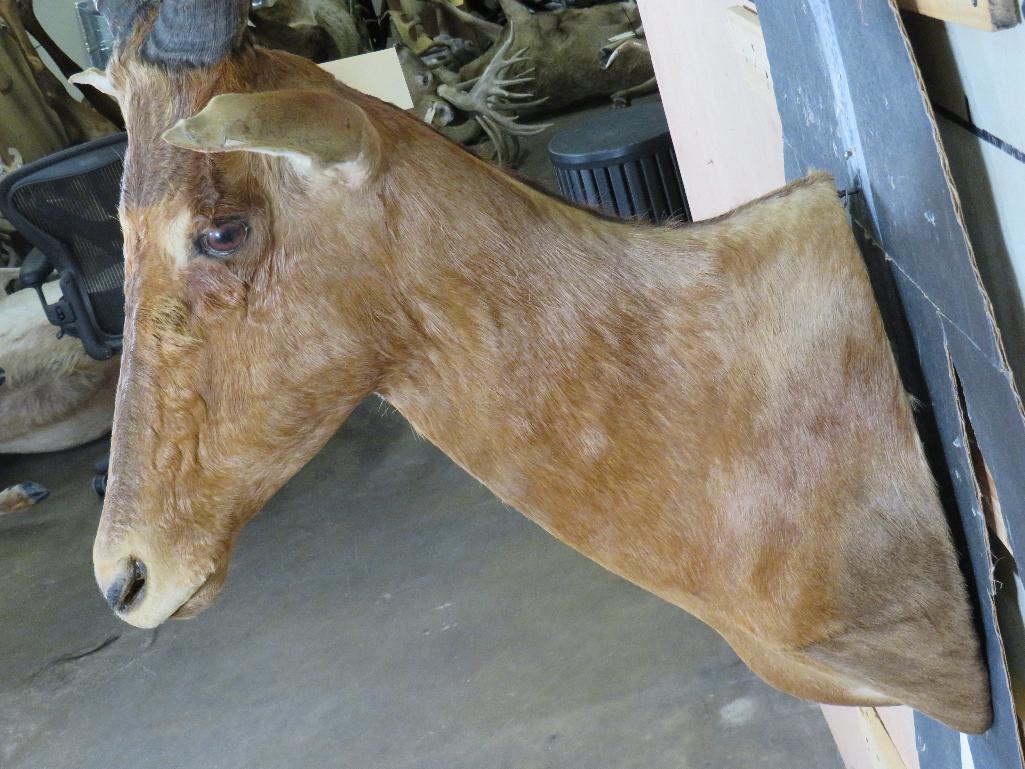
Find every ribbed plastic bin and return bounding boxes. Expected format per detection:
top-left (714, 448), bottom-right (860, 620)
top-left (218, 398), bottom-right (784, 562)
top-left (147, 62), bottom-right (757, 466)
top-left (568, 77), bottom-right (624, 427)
top-left (548, 102), bottom-right (690, 225)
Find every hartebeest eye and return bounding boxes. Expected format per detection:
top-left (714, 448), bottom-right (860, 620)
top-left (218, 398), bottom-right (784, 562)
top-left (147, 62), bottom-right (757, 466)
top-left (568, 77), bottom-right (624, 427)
top-left (198, 220), bottom-right (248, 258)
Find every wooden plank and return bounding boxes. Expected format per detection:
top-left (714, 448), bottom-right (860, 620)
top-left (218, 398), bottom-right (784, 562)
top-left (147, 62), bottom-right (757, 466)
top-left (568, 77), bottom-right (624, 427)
top-left (822, 706), bottom-right (909, 769)
top-left (877, 707), bottom-right (921, 769)
top-left (897, 0), bottom-right (1021, 31)
top-left (860, 708), bottom-right (911, 769)
top-left (724, 5), bottom-right (774, 102)
top-left (636, 0), bottom-right (784, 220)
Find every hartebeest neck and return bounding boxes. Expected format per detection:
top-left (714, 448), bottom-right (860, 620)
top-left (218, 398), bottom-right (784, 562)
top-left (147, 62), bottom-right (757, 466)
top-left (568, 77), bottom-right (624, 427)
top-left (370, 142), bottom-right (721, 579)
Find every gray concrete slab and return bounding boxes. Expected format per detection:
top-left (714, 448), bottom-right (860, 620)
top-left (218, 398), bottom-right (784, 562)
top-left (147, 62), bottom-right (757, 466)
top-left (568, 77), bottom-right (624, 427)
top-left (1, 399), bottom-right (842, 769)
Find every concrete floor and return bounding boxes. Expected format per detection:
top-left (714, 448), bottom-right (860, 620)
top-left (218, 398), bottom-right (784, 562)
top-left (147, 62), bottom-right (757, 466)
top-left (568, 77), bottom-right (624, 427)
top-left (1, 400), bottom-right (842, 769)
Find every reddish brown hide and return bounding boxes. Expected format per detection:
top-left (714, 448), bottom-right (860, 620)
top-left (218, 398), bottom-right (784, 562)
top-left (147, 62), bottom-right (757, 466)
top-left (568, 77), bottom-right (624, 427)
top-left (86, 1), bottom-right (990, 734)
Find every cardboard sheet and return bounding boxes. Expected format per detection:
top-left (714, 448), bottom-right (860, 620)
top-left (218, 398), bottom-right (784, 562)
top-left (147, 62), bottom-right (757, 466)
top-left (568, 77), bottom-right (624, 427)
top-left (319, 48), bottom-right (414, 110)
top-left (758, 2), bottom-right (1025, 767)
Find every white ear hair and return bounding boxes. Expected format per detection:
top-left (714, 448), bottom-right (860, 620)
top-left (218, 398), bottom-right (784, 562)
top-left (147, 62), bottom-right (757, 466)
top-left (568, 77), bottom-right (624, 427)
top-left (69, 68), bottom-right (121, 100)
top-left (162, 89), bottom-right (381, 186)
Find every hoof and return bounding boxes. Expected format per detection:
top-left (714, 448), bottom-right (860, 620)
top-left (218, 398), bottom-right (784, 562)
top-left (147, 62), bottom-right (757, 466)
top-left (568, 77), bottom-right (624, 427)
top-left (0, 481), bottom-right (50, 514)
top-left (93, 472), bottom-right (107, 499)
top-left (21, 481), bottom-right (49, 503)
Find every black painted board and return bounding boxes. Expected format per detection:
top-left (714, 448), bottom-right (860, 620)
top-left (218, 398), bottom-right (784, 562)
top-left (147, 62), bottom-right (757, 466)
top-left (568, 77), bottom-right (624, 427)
top-left (859, 236), bottom-right (1018, 769)
top-left (757, 1), bottom-right (1025, 767)
top-left (770, 0), bottom-right (996, 367)
top-left (902, 286), bottom-right (1020, 769)
top-left (914, 716), bottom-right (962, 769)
top-left (949, 329), bottom-right (1025, 560)
top-left (763, 0), bottom-right (1001, 368)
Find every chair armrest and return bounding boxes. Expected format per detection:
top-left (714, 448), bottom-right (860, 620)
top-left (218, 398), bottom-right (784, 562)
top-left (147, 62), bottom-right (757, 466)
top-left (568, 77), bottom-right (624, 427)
top-left (19, 248), bottom-right (54, 287)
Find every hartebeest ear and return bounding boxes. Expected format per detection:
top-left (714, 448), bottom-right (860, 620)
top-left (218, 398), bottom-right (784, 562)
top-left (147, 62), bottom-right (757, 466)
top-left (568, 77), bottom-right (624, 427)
top-left (69, 68), bottom-right (121, 101)
top-left (162, 90), bottom-right (381, 185)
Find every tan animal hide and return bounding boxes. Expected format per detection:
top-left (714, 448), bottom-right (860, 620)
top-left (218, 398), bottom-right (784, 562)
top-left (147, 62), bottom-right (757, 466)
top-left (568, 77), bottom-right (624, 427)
top-left (84, 0), bottom-right (990, 736)
top-left (0, 283), bottom-right (117, 453)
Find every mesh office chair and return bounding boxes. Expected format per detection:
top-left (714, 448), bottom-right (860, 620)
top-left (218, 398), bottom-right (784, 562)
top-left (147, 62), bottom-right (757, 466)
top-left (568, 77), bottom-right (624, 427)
top-left (0, 132), bottom-right (128, 495)
top-left (0, 132), bottom-right (127, 361)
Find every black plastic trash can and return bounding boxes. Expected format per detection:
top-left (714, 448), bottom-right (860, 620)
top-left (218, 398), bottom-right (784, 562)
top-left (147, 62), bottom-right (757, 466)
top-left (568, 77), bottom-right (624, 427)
top-left (548, 102), bottom-right (690, 225)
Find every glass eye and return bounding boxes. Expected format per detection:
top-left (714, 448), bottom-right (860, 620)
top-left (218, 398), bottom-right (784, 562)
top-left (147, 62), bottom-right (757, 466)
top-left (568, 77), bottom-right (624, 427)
top-left (199, 220), bottom-right (248, 257)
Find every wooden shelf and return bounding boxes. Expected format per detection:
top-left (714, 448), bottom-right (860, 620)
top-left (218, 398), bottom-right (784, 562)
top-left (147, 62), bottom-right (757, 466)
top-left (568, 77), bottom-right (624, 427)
top-left (896, 0), bottom-right (1021, 31)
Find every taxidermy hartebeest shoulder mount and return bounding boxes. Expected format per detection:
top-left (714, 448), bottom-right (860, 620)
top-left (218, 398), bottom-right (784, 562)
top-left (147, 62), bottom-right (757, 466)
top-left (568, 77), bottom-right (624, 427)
top-left (80, 0), bottom-right (990, 735)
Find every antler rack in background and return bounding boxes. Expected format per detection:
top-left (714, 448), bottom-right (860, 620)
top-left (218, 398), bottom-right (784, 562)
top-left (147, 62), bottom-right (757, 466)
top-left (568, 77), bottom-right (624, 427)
top-left (436, 33), bottom-right (550, 166)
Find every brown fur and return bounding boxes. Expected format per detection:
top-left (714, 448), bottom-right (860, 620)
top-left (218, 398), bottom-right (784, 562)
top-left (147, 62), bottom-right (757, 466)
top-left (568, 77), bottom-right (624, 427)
top-left (90, 18), bottom-right (990, 734)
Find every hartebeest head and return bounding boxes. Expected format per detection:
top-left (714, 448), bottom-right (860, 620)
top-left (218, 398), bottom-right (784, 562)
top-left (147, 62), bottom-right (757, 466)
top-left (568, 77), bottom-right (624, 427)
top-left (89, 0), bottom-right (441, 627)
top-left (86, 0), bottom-right (991, 734)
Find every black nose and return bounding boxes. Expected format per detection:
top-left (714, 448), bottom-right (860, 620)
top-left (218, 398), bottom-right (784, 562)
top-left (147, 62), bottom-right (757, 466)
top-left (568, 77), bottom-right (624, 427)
top-left (105, 558), bottom-right (147, 612)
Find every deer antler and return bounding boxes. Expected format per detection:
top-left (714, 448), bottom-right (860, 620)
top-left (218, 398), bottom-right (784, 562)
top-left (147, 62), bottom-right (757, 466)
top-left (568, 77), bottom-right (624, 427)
top-left (600, 23), bottom-right (647, 70)
top-left (436, 33), bottom-right (550, 166)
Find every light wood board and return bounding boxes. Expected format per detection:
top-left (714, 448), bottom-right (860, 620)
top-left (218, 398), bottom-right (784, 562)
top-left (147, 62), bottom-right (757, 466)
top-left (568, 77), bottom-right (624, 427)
top-left (822, 706), bottom-right (910, 769)
top-left (897, 0), bottom-right (1021, 31)
top-left (635, 0), bottom-right (784, 220)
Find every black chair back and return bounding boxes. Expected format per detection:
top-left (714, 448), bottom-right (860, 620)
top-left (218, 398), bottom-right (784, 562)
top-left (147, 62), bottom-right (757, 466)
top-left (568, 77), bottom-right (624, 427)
top-left (0, 133), bottom-right (127, 360)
